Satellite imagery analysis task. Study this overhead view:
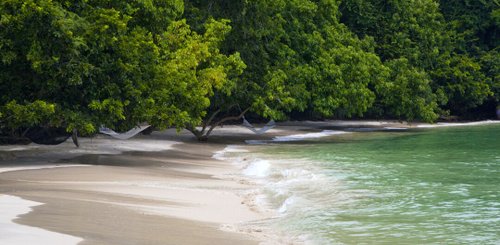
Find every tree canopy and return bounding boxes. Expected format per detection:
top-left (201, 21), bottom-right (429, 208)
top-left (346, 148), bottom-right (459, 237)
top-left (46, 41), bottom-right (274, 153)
top-left (1, 0), bottom-right (498, 141)
top-left (0, 0), bottom-right (243, 140)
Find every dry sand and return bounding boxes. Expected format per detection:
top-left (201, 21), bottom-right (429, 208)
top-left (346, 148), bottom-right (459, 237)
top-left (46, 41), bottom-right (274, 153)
top-left (2, 120), bottom-right (496, 245)
top-left (0, 128), bottom-right (275, 245)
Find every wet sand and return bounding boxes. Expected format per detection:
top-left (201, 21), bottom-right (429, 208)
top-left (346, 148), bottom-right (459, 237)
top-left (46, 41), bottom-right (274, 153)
top-left (0, 128), bottom-right (268, 245)
top-left (2, 120), bottom-right (486, 244)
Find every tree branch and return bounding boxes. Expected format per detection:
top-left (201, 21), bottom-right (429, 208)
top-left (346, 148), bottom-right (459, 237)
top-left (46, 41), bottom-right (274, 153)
top-left (204, 107), bottom-right (249, 138)
top-left (201, 108), bottom-right (221, 133)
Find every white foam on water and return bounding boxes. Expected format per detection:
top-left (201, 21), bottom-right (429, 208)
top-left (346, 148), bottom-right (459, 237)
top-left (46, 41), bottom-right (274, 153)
top-left (244, 139), bottom-right (268, 145)
top-left (244, 130), bottom-right (349, 144)
top-left (224, 145), bottom-right (249, 153)
top-left (346, 127), bottom-right (379, 132)
top-left (212, 143), bottom-right (344, 245)
top-left (417, 120), bottom-right (500, 128)
top-left (220, 122), bottom-right (500, 244)
top-left (243, 159), bottom-right (271, 178)
top-left (0, 195), bottom-right (83, 245)
top-left (384, 127), bottom-right (408, 130)
top-left (280, 168), bottom-right (316, 181)
top-left (272, 130), bottom-right (349, 142)
top-left (213, 145), bottom-right (248, 160)
top-left (278, 196), bottom-right (296, 213)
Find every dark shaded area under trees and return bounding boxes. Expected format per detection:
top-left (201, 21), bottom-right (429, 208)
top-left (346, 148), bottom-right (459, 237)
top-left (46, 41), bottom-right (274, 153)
top-left (1, 0), bottom-right (498, 142)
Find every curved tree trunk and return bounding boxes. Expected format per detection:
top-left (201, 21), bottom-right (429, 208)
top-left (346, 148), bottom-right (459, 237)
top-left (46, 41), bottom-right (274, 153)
top-left (188, 108), bottom-right (249, 141)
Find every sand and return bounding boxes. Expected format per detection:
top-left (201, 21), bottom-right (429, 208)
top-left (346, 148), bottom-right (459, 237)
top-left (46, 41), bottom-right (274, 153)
top-left (0, 195), bottom-right (83, 245)
top-left (1, 119), bottom-right (498, 245)
top-left (0, 129), bottom-right (270, 245)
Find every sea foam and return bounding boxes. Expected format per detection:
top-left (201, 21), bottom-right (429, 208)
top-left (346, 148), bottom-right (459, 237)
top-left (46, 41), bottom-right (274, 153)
top-left (213, 143), bottom-right (347, 245)
top-left (213, 145), bottom-right (248, 160)
top-left (243, 159), bottom-right (271, 177)
top-left (245, 130), bottom-right (349, 145)
top-left (272, 130), bottom-right (348, 142)
top-left (417, 120), bottom-right (500, 128)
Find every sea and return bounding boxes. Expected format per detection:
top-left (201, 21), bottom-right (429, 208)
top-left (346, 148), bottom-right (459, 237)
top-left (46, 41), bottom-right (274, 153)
top-left (216, 122), bottom-right (500, 244)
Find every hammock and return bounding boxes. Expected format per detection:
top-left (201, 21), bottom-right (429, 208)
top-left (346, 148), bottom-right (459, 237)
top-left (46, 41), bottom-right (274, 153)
top-left (21, 127), bottom-right (79, 147)
top-left (25, 127), bottom-right (71, 145)
top-left (242, 118), bottom-right (276, 134)
top-left (99, 124), bottom-right (151, 140)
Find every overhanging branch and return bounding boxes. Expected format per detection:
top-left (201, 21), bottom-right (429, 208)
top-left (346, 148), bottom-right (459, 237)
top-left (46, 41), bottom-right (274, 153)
top-left (205, 107), bottom-right (249, 137)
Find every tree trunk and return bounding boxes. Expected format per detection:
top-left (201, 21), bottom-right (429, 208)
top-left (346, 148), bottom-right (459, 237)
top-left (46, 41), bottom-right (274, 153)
top-left (187, 108), bottom-right (249, 141)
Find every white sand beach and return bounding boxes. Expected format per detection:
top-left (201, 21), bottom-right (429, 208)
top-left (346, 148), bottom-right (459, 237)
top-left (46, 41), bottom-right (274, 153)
top-left (0, 126), bottom-right (280, 245)
top-left (0, 195), bottom-right (83, 245)
top-left (1, 120), bottom-right (498, 244)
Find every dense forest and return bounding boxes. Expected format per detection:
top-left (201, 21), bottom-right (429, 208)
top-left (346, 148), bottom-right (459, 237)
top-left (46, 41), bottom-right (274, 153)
top-left (0, 0), bottom-right (498, 141)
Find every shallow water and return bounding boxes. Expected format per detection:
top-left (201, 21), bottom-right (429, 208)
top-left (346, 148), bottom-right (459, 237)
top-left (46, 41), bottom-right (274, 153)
top-left (227, 124), bottom-right (500, 244)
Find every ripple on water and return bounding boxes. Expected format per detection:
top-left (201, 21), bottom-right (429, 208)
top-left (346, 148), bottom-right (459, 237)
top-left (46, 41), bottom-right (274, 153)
top-left (218, 125), bottom-right (500, 244)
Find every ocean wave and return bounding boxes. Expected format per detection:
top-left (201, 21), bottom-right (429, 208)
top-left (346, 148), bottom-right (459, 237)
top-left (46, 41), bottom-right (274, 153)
top-left (272, 130), bottom-right (349, 142)
top-left (212, 145), bottom-right (248, 160)
top-left (243, 159), bottom-right (271, 177)
top-left (417, 120), bottom-right (500, 128)
top-left (245, 130), bottom-right (350, 145)
top-left (212, 144), bottom-right (355, 244)
top-left (278, 196), bottom-right (296, 213)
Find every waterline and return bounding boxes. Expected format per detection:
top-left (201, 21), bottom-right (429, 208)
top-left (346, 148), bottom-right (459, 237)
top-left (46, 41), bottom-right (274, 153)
top-left (0, 195), bottom-right (83, 245)
top-left (221, 124), bottom-right (500, 244)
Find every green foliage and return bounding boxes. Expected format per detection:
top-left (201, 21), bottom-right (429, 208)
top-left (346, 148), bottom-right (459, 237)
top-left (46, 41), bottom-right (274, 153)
top-left (0, 100), bottom-right (56, 135)
top-left (480, 50), bottom-right (500, 103)
top-left (439, 0), bottom-right (499, 53)
top-left (1, 0), bottom-right (498, 141)
top-left (340, 0), bottom-right (448, 65)
top-left (149, 18), bottom-right (245, 129)
top-left (0, 0), bottom-right (242, 137)
top-left (340, 0), bottom-right (496, 118)
top-left (438, 0), bottom-right (499, 115)
top-left (186, 0), bottom-right (389, 121)
top-left (374, 59), bottom-right (438, 122)
top-left (431, 54), bottom-right (492, 114)
top-left (309, 33), bottom-right (384, 118)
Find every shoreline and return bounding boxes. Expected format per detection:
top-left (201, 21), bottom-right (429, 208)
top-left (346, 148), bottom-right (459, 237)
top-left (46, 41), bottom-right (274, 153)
top-left (0, 194), bottom-right (83, 245)
top-left (212, 119), bottom-right (500, 244)
top-left (0, 130), bottom-right (269, 245)
top-left (1, 120), bottom-right (499, 244)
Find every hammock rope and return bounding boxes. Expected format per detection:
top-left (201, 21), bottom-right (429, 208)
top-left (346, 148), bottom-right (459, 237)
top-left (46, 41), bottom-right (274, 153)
top-left (241, 118), bottom-right (276, 134)
top-left (99, 124), bottom-right (151, 140)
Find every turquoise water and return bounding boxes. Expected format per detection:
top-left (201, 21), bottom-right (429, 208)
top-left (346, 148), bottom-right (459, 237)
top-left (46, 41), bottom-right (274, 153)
top-left (232, 124), bottom-right (500, 244)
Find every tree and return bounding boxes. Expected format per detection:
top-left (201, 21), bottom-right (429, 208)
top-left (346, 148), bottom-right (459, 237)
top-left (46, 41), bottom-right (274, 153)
top-left (438, 0), bottom-right (499, 53)
top-left (184, 0), bottom-right (394, 128)
top-left (372, 59), bottom-right (438, 122)
top-left (0, 0), bottom-right (243, 141)
top-left (438, 0), bottom-right (499, 117)
top-left (340, 0), bottom-right (493, 118)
